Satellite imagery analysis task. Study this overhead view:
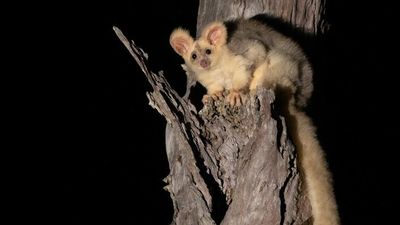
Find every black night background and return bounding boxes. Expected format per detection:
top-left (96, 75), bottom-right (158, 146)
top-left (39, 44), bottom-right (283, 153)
top-left (21, 0), bottom-right (398, 224)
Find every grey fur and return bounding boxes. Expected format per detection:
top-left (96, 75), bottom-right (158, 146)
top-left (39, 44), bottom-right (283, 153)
top-left (225, 19), bottom-right (313, 108)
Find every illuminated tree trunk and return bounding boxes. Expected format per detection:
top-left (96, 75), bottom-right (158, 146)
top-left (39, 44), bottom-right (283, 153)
top-left (115, 0), bottom-right (327, 224)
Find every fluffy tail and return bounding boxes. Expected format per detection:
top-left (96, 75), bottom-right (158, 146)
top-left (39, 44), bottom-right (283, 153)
top-left (295, 62), bottom-right (313, 108)
top-left (287, 104), bottom-right (340, 225)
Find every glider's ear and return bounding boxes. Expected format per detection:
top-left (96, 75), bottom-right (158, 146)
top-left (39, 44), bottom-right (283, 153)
top-left (170, 28), bottom-right (194, 56)
top-left (201, 22), bottom-right (227, 46)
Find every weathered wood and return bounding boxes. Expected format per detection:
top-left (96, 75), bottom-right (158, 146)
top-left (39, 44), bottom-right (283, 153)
top-left (200, 94), bottom-right (312, 225)
top-left (114, 27), bottom-right (215, 224)
top-left (114, 29), bottom-right (311, 225)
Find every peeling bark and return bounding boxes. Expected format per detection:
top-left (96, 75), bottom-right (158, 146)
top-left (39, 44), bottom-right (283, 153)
top-left (114, 29), bottom-right (311, 225)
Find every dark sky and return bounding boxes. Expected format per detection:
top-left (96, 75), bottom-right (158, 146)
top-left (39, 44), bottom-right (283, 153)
top-left (42, 0), bottom-right (398, 224)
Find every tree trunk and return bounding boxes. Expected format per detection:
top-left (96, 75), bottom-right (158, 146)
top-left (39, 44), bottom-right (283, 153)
top-left (114, 0), bottom-right (327, 224)
top-left (197, 0), bottom-right (327, 35)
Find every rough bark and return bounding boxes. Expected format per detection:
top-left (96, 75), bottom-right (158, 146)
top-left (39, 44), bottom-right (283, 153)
top-left (113, 31), bottom-right (310, 225)
top-left (197, 0), bottom-right (327, 36)
top-left (114, 29), bottom-right (215, 224)
top-left (114, 0), bottom-right (326, 224)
